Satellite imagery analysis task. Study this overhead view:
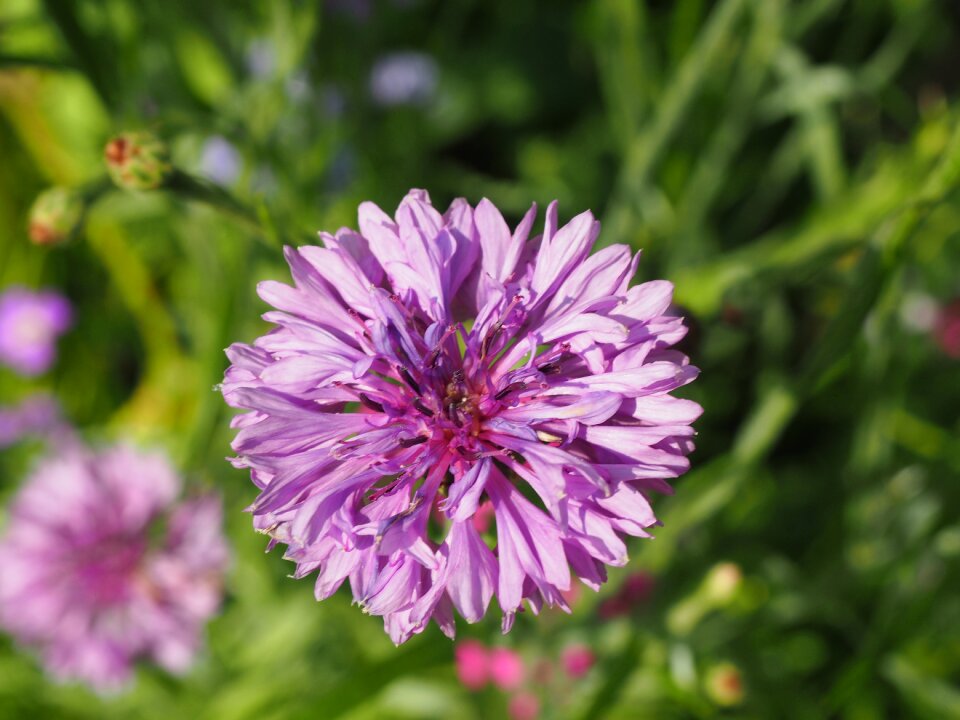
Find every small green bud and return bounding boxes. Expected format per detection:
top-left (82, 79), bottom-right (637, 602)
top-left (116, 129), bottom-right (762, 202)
top-left (104, 131), bottom-right (172, 191)
top-left (702, 562), bottom-right (742, 605)
top-left (704, 662), bottom-right (745, 706)
top-left (28, 187), bottom-right (84, 246)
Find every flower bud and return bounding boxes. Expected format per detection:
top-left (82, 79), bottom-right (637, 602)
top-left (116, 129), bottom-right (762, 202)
top-left (104, 131), bottom-right (172, 191)
top-left (702, 562), bottom-right (742, 605)
top-left (704, 662), bottom-right (745, 706)
top-left (27, 187), bottom-right (84, 246)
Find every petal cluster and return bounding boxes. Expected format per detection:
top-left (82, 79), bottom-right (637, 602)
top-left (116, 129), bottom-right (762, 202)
top-left (222, 190), bottom-right (700, 643)
top-left (0, 286), bottom-right (72, 376)
top-left (0, 445), bottom-right (229, 692)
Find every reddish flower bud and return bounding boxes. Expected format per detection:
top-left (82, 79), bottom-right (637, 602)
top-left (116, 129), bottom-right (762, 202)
top-left (105, 131), bottom-right (172, 191)
top-left (27, 187), bottom-right (83, 246)
top-left (705, 662), bottom-right (745, 706)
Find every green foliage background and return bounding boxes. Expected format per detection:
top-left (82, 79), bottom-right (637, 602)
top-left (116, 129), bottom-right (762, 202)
top-left (1, 0), bottom-right (959, 717)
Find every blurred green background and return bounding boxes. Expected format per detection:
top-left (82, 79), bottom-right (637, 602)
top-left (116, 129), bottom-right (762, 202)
top-left (1, 0), bottom-right (960, 717)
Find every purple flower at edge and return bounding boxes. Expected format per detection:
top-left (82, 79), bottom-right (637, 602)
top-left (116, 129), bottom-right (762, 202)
top-left (369, 52), bottom-right (438, 107)
top-left (0, 444), bottom-right (229, 692)
top-left (222, 189), bottom-right (701, 644)
top-left (0, 394), bottom-right (65, 448)
top-left (0, 286), bottom-right (72, 376)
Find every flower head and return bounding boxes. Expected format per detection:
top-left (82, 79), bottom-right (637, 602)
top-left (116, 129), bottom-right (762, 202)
top-left (222, 190), bottom-right (700, 643)
top-left (561, 644), bottom-right (595, 678)
top-left (705, 662), bottom-right (745, 706)
top-left (104, 131), bottom-right (172, 191)
top-left (934, 298), bottom-right (960, 358)
top-left (0, 444), bottom-right (228, 692)
top-left (508, 692), bottom-right (541, 720)
top-left (28, 187), bottom-right (84, 246)
top-left (489, 647), bottom-right (525, 690)
top-left (0, 286), bottom-right (72, 376)
top-left (0, 395), bottom-right (64, 448)
top-left (200, 136), bottom-right (242, 186)
top-left (369, 52), bottom-right (438, 107)
top-left (454, 639), bottom-right (490, 690)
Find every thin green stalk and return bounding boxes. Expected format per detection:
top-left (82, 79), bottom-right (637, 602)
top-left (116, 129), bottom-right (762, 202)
top-left (601, 0), bottom-right (749, 247)
top-left (671, 0), bottom-right (785, 267)
top-left (165, 170), bottom-right (310, 248)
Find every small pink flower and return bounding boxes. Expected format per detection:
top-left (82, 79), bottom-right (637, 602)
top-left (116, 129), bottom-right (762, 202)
top-left (935, 299), bottom-right (960, 358)
top-left (598, 571), bottom-right (655, 619)
top-left (561, 644), bottom-right (595, 678)
top-left (621, 571), bottom-right (656, 603)
top-left (454, 640), bottom-right (489, 690)
top-left (508, 691), bottom-right (541, 720)
top-left (489, 647), bottom-right (524, 690)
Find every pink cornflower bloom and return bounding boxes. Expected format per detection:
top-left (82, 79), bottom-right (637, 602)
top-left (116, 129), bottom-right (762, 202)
top-left (0, 287), bottom-right (72, 376)
top-left (0, 394), bottom-right (64, 448)
top-left (561, 644), bottom-right (596, 678)
top-left (222, 190), bottom-right (700, 643)
top-left (489, 647), bottom-right (525, 690)
top-left (454, 639), bottom-right (489, 690)
top-left (508, 691), bottom-right (541, 720)
top-left (0, 444), bottom-right (229, 692)
top-left (934, 298), bottom-right (960, 358)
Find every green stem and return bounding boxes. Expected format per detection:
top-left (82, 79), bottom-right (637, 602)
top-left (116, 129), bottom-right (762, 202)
top-left (165, 170), bottom-right (309, 248)
top-left (601, 0), bottom-right (749, 246)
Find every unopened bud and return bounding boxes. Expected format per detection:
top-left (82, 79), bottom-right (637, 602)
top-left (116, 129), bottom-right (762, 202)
top-left (667, 563), bottom-right (743, 636)
top-left (27, 187), bottom-right (83, 246)
top-left (104, 131), bottom-right (172, 191)
top-left (705, 662), bottom-right (745, 706)
top-left (702, 562), bottom-right (742, 605)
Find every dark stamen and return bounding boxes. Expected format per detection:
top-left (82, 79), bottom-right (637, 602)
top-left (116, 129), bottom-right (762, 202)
top-left (398, 366), bottom-right (421, 395)
top-left (447, 402), bottom-right (461, 425)
top-left (358, 393), bottom-right (384, 412)
top-left (413, 399), bottom-right (434, 417)
top-left (481, 294), bottom-right (524, 358)
top-left (398, 435), bottom-right (429, 448)
top-left (537, 361), bottom-right (561, 375)
top-left (495, 381), bottom-right (526, 400)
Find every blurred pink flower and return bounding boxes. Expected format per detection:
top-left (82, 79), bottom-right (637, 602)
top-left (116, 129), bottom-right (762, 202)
top-left (489, 647), bottom-right (524, 690)
top-left (934, 299), bottom-right (960, 358)
top-left (0, 444), bottom-right (229, 692)
top-left (561, 644), bottom-right (595, 678)
top-left (0, 395), bottom-right (64, 448)
top-left (455, 639), bottom-right (489, 690)
top-left (598, 571), bottom-right (656, 619)
top-left (0, 287), bottom-right (72, 376)
top-left (508, 691), bottom-right (541, 720)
